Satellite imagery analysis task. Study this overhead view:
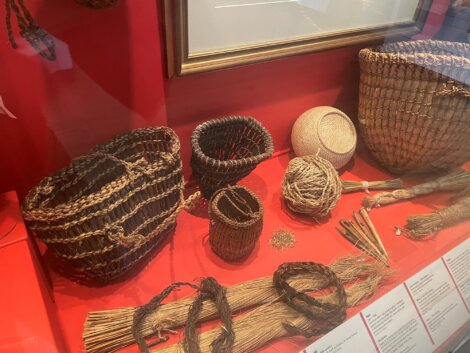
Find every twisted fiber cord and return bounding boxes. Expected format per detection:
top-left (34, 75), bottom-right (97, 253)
top-left (273, 262), bottom-right (346, 338)
top-left (33, 184), bottom-right (182, 244)
top-left (363, 171), bottom-right (470, 209)
top-left (24, 156), bottom-right (182, 221)
top-left (82, 256), bottom-right (385, 353)
top-left (133, 282), bottom-right (200, 353)
top-left (183, 278), bottom-right (234, 353)
top-left (282, 155), bottom-right (342, 219)
top-left (81, 191), bottom-right (201, 271)
top-left (5, 0), bottom-right (56, 60)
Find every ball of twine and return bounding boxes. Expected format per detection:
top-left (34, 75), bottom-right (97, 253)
top-left (282, 155), bottom-right (342, 219)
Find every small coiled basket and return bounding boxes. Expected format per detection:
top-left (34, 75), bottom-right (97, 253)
top-left (358, 40), bottom-right (470, 174)
top-left (191, 116), bottom-right (274, 198)
top-left (22, 128), bottom-right (191, 282)
top-left (209, 186), bottom-right (263, 261)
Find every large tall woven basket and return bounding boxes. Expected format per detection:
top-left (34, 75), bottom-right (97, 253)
top-left (209, 186), bottom-right (263, 261)
top-left (22, 128), bottom-right (190, 282)
top-left (191, 116), bottom-right (274, 198)
top-left (358, 40), bottom-right (470, 174)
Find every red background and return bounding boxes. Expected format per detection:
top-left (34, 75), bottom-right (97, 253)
top-left (0, 0), bottom-right (449, 199)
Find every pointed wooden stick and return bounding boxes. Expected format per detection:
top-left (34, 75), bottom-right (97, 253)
top-left (359, 208), bottom-right (388, 258)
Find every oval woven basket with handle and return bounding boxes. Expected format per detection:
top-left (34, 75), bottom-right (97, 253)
top-left (358, 40), bottom-right (470, 174)
top-left (191, 116), bottom-right (274, 198)
top-left (22, 127), bottom-right (192, 282)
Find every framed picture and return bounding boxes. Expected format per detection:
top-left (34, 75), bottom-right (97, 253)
top-left (164, 0), bottom-right (434, 76)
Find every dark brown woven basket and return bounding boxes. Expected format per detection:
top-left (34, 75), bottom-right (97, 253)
top-left (209, 186), bottom-right (263, 261)
top-left (75, 0), bottom-right (118, 9)
top-left (22, 127), bottom-right (187, 282)
top-left (191, 116), bottom-right (274, 198)
top-left (358, 40), bottom-right (470, 174)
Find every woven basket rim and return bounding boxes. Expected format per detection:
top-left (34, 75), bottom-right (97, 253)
top-left (359, 40), bottom-right (470, 68)
top-left (209, 185), bottom-right (263, 229)
top-left (191, 116), bottom-right (274, 168)
top-left (23, 127), bottom-right (181, 216)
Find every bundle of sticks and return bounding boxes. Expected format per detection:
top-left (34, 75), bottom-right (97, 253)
top-left (398, 195), bottom-right (470, 240)
top-left (83, 256), bottom-right (390, 353)
top-left (341, 178), bottom-right (403, 194)
top-left (337, 208), bottom-right (388, 266)
top-left (362, 171), bottom-right (470, 209)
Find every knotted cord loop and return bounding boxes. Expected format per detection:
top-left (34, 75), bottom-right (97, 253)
top-left (5, 0), bottom-right (56, 60)
top-left (273, 262), bottom-right (347, 338)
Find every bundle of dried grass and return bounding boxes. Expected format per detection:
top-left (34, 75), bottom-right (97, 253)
top-left (152, 258), bottom-right (387, 353)
top-left (398, 196), bottom-right (470, 240)
top-left (83, 256), bottom-right (388, 353)
top-left (362, 171), bottom-right (470, 209)
top-left (341, 179), bottom-right (403, 193)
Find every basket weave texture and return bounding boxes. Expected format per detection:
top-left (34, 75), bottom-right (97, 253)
top-left (209, 186), bottom-right (263, 261)
top-left (191, 116), bottom-right (274, 198)
top-left (75, 0), bottom-right (118, 9)
top-left (358, 40), bottom-right (470, 174)
top-left (22, 128), bottom-right (187, 281)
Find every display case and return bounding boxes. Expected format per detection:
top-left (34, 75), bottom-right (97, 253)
top-left (0, 1), bottom-right (469, 353)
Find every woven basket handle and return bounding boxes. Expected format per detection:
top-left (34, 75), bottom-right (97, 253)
top-left (105, 191), bottom-right (200, 248)
top-left (91, 152), bottom-right (156, 179)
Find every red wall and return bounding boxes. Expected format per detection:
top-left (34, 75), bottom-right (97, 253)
top-left (0, 0), bottom-right (448, 198)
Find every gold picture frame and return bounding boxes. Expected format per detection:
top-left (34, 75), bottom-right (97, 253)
top-left (164, 0), bottom-right (434, 77)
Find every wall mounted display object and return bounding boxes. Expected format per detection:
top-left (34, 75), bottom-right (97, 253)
top-left (359, 39), bottom-right (470, 174)
top-left (190, 116), bottom-right (273, 199)
top-left (164, 0), bottom-right (433, 75)
top-left (75, 0), bottom-right (118, 9)
top-left (5, 0), bottom-right (56, 60)
top-left (22, 128), bottom-right (199, 282)
top-left (291, 106), bottom-right (357, 169)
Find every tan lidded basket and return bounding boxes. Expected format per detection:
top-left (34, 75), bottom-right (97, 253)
top-left (22, 128), bottom-right (187, 282)
top-left (191, 116), bottom-right (274, 199)
top-left (209, 186), bottom-right (263, 261)
top-left (358, 40), bottom-right (470, 174)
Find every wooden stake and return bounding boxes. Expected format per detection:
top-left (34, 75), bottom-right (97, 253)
top-left (359, 208), bottom-right (388, 258)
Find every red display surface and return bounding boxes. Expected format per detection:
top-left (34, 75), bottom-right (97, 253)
top-left (38, 149), bottom-right (469, 353)
top-left (0, 191), bottom-right (66, 353)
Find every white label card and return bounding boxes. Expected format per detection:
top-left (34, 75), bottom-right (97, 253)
top-left (361, 285), bottom-right (434, 353)
top-left (302, 314), bottom-right (376, 353)
top-left (301, 237), bottom-right (470, 353)
top-left (405, 258), bottom-right (469, 347)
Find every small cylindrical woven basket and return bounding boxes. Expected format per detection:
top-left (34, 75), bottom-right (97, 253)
top-left (75, 0), bottom-right (118, 9)
top-left (191, 116), bottom-right (274, 199)
top-left (358, 40), bottom-right (470, 174)
top-left (209, 186), bottom-right (263, 261)
top-left (22, 128), bottom-right (186, 282)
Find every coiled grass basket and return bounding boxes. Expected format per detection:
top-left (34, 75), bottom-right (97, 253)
top-left (22, 128), bottom-right (190, 282)
top-left (191, 116), bottom-right (274, 198)
top-left (358, 40), bottom-right (470, 174)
